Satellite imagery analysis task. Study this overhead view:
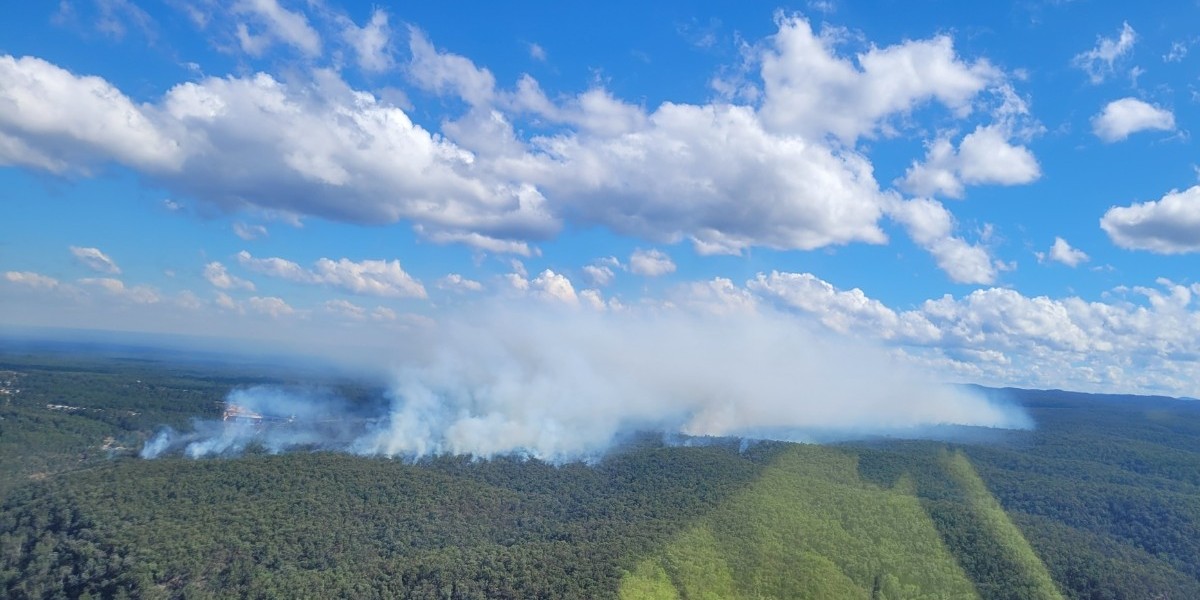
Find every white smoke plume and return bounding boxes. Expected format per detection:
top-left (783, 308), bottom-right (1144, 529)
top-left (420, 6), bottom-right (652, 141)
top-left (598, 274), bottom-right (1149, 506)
top-left (141, 387), bottom-right (382, 459)
top-left (143, 307), bottom-right (1030, 462)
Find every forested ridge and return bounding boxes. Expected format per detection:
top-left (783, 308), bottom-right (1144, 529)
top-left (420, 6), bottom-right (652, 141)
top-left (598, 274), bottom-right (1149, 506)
top-left (2, 353), bottom-right (1199, 598)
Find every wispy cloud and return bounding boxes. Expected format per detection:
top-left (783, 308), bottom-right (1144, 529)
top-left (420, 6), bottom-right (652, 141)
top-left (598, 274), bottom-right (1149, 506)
top-left (1073, 22), bottom-right (1136, 83)
top-left (70, 246), bottom-right (121, 274)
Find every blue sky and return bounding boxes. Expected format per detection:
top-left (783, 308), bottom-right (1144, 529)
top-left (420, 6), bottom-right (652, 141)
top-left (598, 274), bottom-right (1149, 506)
top-left (3, 0), bottom-right (1200, 397)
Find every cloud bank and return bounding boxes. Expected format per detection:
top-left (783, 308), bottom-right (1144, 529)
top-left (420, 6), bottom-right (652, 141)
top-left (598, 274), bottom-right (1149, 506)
top-left (0, 13), bottom-right (1032, 282)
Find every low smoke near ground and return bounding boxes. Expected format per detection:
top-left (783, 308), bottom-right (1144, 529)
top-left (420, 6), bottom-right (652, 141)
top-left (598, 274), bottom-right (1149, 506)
top-left (140, 387), bottom-right (383, 459)
top-left (142, 308), bottom-right (1031, 462)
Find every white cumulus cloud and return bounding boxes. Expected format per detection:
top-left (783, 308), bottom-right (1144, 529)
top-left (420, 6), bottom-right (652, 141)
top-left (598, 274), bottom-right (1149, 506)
top-left (533, 102), bottom-right (890, 255)
top-left (313, 257), bottom-right (426, 298)
top-left (738, 271), bottom-right (1200, 397)
top-left (759, 15), bottom-right (998, 141)
top-left (247, 295), bottom-right (296, 318)
top-left (0, 55), bottom-right (181, 174)
top-left (437, 273), bottom-right (484, 293)
top-left (203, 261), bottom-right (255, 291)
top-left (238, 251), bottom-right (426, 298)
top-left (0, 16), bottom-right (1027, 264)
top-left (901, 125), bottom-right (1040, 198)
top-left (676, 277), bottom-right (759, 316)
top-left (1092, 98), bottom-right (1175, 142)
top-left (531, 269), bottom-right (578, 305)
top-left (887, 198), bottom-right (997, 284)
top-left (1101, 186), bottom-right (1200, 253)
top-left (749, 271), bottom-right (940, 343)
top-left (158, 69), bottom-right (556, 247)
top-left (629, 248), bottom-right (677, 277)
top-left (1041, 237), bottom-right (1089, 267)
top-left (582, 262), bottom-right (617, 287)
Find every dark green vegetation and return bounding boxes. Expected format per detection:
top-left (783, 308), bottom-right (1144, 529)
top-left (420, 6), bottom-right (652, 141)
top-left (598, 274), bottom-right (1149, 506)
top-left (1, 352), bottom-right (1199, 599)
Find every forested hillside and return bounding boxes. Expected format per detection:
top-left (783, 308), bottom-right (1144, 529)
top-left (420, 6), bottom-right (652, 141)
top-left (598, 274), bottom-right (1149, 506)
top-left (1, 353), bottom-right (1198, 599)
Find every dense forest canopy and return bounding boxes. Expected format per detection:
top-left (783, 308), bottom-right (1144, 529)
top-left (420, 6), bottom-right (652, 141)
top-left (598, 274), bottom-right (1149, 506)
top-left (2, 350), bottom-right (1199, 599)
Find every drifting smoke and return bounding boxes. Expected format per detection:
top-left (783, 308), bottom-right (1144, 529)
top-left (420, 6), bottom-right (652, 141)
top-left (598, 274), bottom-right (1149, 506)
top-left (142, 307), bottom-right (1030, 462)
top-left (140, 387), bottom-right (384, 459)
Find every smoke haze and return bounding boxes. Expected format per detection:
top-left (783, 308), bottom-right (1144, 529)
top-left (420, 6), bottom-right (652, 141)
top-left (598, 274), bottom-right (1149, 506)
top-left (141, 387), bottom-right (383, 458)
top-left (143, 307), bottom-right (1030, 461)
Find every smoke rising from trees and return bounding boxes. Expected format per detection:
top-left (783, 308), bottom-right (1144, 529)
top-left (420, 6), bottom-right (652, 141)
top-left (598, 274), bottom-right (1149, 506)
top-left (143, 308), bottom-right (1030, 461)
